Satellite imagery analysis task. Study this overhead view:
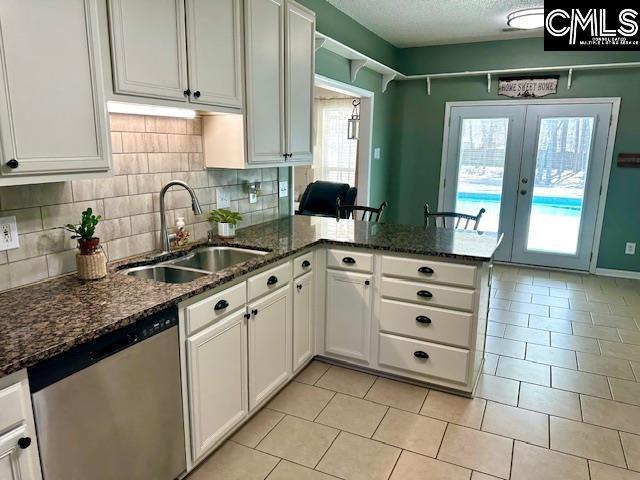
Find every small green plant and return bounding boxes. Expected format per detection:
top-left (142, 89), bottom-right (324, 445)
top-left (63, 207), bottom-right (101, 241)
top-left (208, 208), bottom-right (242, 226)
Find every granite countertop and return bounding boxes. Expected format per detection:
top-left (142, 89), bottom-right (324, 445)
top-left (0, 216), bottom-right (500, 378)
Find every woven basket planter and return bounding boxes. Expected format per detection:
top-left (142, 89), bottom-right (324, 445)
top-left (76, 250), bottom-right (107, 280)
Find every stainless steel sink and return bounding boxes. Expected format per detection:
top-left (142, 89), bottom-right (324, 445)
top-left (121, 265), bottom-right (208, 284)
top-left (165, 246), bottom-right (267, 273)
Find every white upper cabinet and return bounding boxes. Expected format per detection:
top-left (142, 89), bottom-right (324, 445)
top-left (285, 1), bottom-right (314, 164)
top-left (0, 0), bottom-right (110, 184)
top-left (109, 0), bottom-right (188, 101)
top-left (244, 0), bottom-right (287, 164)
top-left (185, 0), bottom-right (243, 108)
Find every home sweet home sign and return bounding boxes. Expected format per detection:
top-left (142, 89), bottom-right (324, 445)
top-left (498, 76), bottom-right (559, 98)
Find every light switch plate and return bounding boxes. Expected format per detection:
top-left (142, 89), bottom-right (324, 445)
top-left (279, 181), bottom-right (288, 198)
top-left (216, 188), bottom-right (231, 209)
top-left (625, 242), bottom-right (636, 255)
top-left (374, 148), bottom-right (381, 160)
top-left (0, 216), bottom-right (19, 251)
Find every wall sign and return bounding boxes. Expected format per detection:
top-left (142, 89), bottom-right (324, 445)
top-left (498, 76), bottom-right (559, 98)
top-left (618, 153), bottom-right (640, 168)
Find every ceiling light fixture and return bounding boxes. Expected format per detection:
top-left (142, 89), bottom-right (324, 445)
top-left (506, 8), bottom-right (544, 30)
top-left (107, 101), bottom-right (197, 119)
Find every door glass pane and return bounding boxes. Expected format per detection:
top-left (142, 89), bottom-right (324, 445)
top-left (526, 117), bottom-right (594, 254)
top-left (455, 118), bottom-right (509, 232)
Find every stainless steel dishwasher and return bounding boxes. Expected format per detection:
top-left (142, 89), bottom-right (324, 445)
top-left (29, 307), bottom-right (186, 480)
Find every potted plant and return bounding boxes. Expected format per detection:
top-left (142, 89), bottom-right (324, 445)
top-left (62, 207), bottom-right (107, 280)
top-left (208, 208), bottom-right (242, 238)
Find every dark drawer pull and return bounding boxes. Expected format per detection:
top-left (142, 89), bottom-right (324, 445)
top-left (18, 437), bottom-right (31, 449)
top-left (267, 275), bottom-right (278, 286)
top-left (301, 260), bottom-right (311, 268)
top-left (417, 290), bottom-right (433, 298)
top-left (214, 299), bottom-right (229, 311)
top-left (414, 351), bottom-right (429, 359)
top-left (416, 316), bottom-right (432, 324)
top-left (418, 266), bottom-right (434, 274)
top-left (342, 257), bottom-right (356, 264)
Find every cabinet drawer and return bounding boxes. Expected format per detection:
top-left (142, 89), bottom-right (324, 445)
top-left (186, 282), bottom-right (246, 335)
top-left (248, 262), bottom-right (291, 301)
top-left (379, 299), bottom-right (473, 348)
top-left (327, 249), bottom-right (373, 273)
top-left (293, 251), bottom-right (313, 278)
top-left (378, 333), bottom-right (469, 384)
top-left (0, 381), bottom-right (26, 432)
top-left (381, 277), bottom-right (475, 312)
top-left (381, 256), bottom-right (476, 288)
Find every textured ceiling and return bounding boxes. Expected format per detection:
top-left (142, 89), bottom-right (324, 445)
top-left (326, 0), bottom-right (544, 47)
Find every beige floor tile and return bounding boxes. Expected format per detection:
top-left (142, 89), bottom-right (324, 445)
top-left (585, 290), bottom-right (627, 304)
top-left (472, 472), bottom-right (501, 480)
top-left (475, 373), bottom-right (519, 406)
top-left (600, 340), bottom-right (640, 362)
top-left (315, 365), bottom-right (376, 397)
top-left (485, 336), bottom-right (526, 359)
top-left (188, 441), bottom-right (279, 480)
top-left (550, 416), bottom-right (626, 467)
top-left (549, 307), bottom-right (592, 323)
top-left (504, 325), bottom-right (550, 346)
top-left (592, 313), bottom-right (638, 330)
top-left (256, 415), bottom-right (338, 468)
top-left (533, 278), bottom-right (567, 289)
top-left (576, 352), bottom-right (635, 380)
top-left (589, 461), bottom-right (640, 480)
top-left (487, 321), bottom-right (507, 337)
top-left (517, 284), bottom-right (550, 295)
top-left (488, 309), bottom-right (528, 326)
top-left (581, 395), bottom-right (640, 435)
top-left (389, 450), bottom-right (471, 480)
top-left (497, 356), bottom-right (550, 386)
top-left (532, 294), bottom-right (570, 308)
top-left (510, 441), bottom-right (589, 480)
top-left (295, 361), bottom-right (331, 385)
top-left (620, 329), bottom-right (640, 346)
top-left (232, 408), bottom-right (284, 448)
top-left (266, 460), bottom-right (336, 480)
top-left (420, 390), bottom-right (486, 429)
top-left (316, 431), bottom-right (400, 480)
top-left (551, 366), bottom-right (611, 398)
top-left (610, 378), bottom-right (640, 406)
top-left (490, 297), bottom-right (511, 310)
top-left (518, 382), bottom-right (581, 421)
top-left (373, 407), bottom-right (447, 457)
top-left (267, 381), bottom-right (335, 420)
top-left (437, 424), bottom-right (513, 479)
top-left (572, 323), bottom-right (621, 342)
top-left (482, 402), bottom-right (548, 447)
top-left (611, 304), bottom-right (640, 318)
top-left (315, 393), bottom-right (387, 437)
top-left (526, 344), bottom-right (577, 369)
top-left (621, 432), bottom-right (640, 472)
top-left (570, 300), bottom-right (611, 314)
top-left (483, 353), bottom-right (499, 375)
top-left (548, 287), bottom-right (586, 300)
top-left (364, 377), bottom-right (428, 413)
top-left (550, 332), bottom-right (601, 354)
top-left (495, 289), bottom-right (531, 303)
top-left (528, 315), bottom-right (573, 334)
top-left (632, 361), bottom-right (640, 381)
top-left (510, 301), bottom-right (550, 316)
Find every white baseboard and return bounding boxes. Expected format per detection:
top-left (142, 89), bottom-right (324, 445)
top-left (595, 268), bottom-right (640, 280)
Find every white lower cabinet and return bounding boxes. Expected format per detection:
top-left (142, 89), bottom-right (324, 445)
top-left (248, 285), bottom-right (292, 410)
top-left (293, 271), bottom-right (314, 372)
top-left (187, 309), bottom-right (248, 462)
top-left (325, 270), bottom-right (373, 363)
top-left (0, 424), bottom-right (38, 480)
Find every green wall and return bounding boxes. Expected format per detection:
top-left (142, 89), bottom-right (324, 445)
top-left (390, 38), bottom-right (640, 273)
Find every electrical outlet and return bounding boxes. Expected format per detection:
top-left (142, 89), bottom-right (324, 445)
top-left (625, 242), bottom-right (636, 255)
top-left (374, 147), bottom-right (381, 160)
top-left (0, 216), bottom-right (19, 251)
top-left (279, 181), bottom-right (288, 198)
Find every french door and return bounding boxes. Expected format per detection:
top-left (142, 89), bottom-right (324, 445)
top-left (442, 101), bottom-right (613, 271)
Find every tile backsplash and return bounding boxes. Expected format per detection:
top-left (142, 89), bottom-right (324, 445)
top-left (0, 113), bottom-right (279, 291)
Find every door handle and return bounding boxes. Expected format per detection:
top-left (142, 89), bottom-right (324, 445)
top-left (418, 266), bottom-right (434, 274)
top-left (416, 315), bottom-right (432, 324)
top-left (342, 257), bottom-right (356, 264)
top-left (301, 260), bottom-right (311, 268)
top-left (417, 290), bottom-right (433, 298)
top-left (214, 299), bottom-right (229, 311)
top-left (413, 351), bottom-right (429, 359)
top-left (267, 275), bottom-right (278, 286)
top-left (521, 178), bottom-right (529, 184)
top-left (520, 189), bottom-right (527, 196)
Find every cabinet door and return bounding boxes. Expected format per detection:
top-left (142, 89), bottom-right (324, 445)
top-left (0, 0), bottom-right (109, 180)
top-left (0, 424), bottom-right (41, 480)
top-left (325, 270), bottom-right (372, 363)
top-left (244, 0), bottom-right (286, 165)
top-left (187, 310), bottom-right (248, 462)
top-left (185, 0), bottom-right (243, 108)
top-left (293, 272), bottom-right (314, 371)
top-left (248, 286), bottom-right (292, 410)
top-left (109, 0), bottom-right (188, 100)
top-left (285, 1), bottom-right (314, 164)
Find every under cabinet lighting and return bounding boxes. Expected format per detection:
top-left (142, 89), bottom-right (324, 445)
top-left (107, 101), bottom-right (197, 119)
top-left (507, 8), bottom-right (544, 30)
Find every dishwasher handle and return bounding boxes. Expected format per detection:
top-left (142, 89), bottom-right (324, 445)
top-left (90, 333), bottom-right (138, 361)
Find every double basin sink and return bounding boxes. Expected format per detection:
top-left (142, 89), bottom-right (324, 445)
top-left (120, 246), bottom-right (268, 284)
